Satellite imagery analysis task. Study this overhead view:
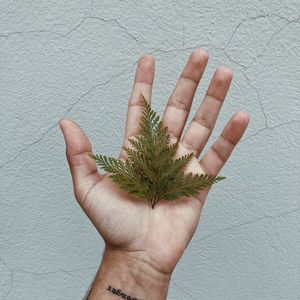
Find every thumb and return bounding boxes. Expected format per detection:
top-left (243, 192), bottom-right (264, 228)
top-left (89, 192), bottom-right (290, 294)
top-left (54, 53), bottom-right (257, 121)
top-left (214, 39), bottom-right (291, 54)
top-left (59, 118), bottom-right (102, 208)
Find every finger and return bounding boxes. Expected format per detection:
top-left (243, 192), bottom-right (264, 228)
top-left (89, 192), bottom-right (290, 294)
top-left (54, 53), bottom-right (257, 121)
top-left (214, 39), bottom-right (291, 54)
top-left (123, 54), bottom-right (155, 140)
top-left (162, 49), bottom-right (209, 142)
top-left (59, 118), bottom-right (102, 207)
top-left (200, 112), bottom-right (250, 175)
top-left (181, 65), bottom-right (233, 158)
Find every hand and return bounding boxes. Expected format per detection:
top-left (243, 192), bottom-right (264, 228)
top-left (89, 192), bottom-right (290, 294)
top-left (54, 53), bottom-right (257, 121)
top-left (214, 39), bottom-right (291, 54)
top-left (60, 49), bottom-right (249, 299)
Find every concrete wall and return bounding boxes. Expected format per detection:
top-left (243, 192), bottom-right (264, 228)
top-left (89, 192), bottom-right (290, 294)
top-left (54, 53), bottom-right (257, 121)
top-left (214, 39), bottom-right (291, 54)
top-left (1, 1), bottom-right (299, 299)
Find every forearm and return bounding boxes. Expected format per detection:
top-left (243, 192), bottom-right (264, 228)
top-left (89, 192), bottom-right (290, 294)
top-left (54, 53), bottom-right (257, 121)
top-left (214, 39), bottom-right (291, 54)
top-left (86, 245), bottom-right (171, 300)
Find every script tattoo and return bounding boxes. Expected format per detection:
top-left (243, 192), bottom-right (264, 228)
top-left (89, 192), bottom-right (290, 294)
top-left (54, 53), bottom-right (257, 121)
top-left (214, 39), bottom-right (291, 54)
top-left (107, 285), bottom-right (139, 300)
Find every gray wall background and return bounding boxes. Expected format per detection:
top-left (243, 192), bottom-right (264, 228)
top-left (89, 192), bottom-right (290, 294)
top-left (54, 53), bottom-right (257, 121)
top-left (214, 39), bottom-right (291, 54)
top-left (1, 1), bottom-right (299, 299)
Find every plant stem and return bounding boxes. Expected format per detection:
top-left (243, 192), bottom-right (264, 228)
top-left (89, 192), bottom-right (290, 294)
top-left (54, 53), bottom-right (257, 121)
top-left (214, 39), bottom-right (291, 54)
top-left (151, 196), bottom-right (160, 209)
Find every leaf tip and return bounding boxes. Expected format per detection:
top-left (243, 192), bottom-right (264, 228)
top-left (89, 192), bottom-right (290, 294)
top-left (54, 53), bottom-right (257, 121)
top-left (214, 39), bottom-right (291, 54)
top-left (88, 152), bottom-right (96, 160)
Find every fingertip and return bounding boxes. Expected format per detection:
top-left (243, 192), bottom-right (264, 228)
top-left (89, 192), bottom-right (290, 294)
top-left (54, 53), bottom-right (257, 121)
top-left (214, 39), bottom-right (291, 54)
top-left (140, 53), bottom-right (155, 62)
top-left (59, 118), bottom-right (92, 156)
top-left (139, 54), bottom-right (155, 69)
top-left (220, 112), bottom-right (250, 145)
top-left (134, 54), bottom-right (155, 84)
top-left (240, 111), bottom-right (250, 123)
top-left (59, 117), bottom-right (74, 131)
top-left (191, 48), bottom-right (209, 64)
top-left (216, 65), bottom-right (233, 81)
top-left (234, 111), bottom-right (250, 126)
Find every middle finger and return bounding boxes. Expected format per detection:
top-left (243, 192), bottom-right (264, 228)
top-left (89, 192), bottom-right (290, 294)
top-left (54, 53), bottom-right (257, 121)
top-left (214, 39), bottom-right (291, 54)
top-left (162, 49), bottom-right (209, 142)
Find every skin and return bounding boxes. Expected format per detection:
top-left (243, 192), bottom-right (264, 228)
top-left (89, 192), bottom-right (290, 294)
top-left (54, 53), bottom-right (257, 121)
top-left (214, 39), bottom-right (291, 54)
top-left (59, 49), bottom-right (250, 299)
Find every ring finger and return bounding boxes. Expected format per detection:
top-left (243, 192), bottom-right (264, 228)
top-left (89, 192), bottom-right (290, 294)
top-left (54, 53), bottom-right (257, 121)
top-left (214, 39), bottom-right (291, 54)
top-left (181, 65), bottom-right (233, 158)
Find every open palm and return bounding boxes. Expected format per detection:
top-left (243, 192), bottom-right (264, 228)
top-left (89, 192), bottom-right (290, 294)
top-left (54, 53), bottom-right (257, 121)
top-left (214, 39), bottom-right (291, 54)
top-left (60, 49), bottom-right (249, 276)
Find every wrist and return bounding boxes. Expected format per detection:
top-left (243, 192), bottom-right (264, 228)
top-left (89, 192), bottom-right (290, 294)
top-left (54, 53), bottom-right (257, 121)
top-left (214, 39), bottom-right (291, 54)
top-left (87, 244), bottom-right (172, 300)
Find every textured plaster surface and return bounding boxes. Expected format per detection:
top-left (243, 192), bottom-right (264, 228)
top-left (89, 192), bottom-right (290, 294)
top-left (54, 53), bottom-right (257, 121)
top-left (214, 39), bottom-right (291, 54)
top-left (0, 1), bottom-right (299, 299)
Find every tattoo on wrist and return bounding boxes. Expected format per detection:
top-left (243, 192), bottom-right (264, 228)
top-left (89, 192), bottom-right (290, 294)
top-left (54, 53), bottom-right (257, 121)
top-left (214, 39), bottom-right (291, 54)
top-left (107, 285), bottom-right (139, 300)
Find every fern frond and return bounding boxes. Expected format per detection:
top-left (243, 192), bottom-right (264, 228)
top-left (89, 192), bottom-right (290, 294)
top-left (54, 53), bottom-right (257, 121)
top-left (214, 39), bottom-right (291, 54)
top-left (163, 173), bottom-right (225, 200)
top-left (88, 153), bottom-right (125, 174)
top-left (89, 92), bottom-right (226, 208)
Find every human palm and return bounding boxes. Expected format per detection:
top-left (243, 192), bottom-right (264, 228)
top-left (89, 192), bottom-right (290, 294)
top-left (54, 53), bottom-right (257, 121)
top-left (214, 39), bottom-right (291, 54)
top-left (60, 49), bottom-right (249, 276)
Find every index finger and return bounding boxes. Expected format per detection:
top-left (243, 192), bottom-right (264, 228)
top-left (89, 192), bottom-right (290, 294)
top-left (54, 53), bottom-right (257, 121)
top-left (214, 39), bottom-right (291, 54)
top-left (123, 55), bottom-right (155, 140)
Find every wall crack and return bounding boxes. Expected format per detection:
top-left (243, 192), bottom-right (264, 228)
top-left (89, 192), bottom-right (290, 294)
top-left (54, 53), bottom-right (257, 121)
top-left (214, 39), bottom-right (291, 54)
top-left (0, 61), bottom-right (138, 170)
top-left (0, 16), bottom-right (139, 43)
top-left (223, 14), bottom-right (300, 69)
top-left (192, 205), bottom-right (300, 244)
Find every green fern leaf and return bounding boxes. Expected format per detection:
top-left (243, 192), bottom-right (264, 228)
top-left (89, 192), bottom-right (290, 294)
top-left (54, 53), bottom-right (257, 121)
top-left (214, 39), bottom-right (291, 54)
top-left (89, 92), bottom-right (225, 208)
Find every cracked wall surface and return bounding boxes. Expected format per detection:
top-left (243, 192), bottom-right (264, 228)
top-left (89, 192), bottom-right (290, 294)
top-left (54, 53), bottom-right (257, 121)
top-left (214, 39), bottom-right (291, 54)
top-left (0, 1), bottom-right (299, 299)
